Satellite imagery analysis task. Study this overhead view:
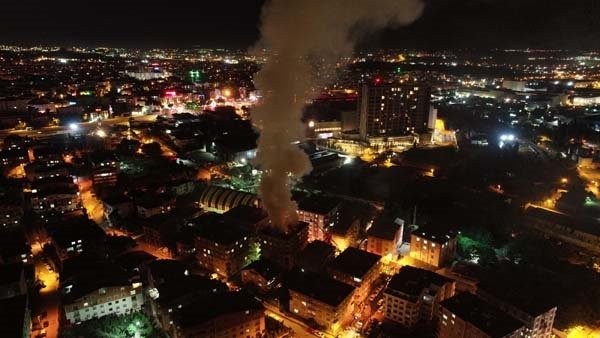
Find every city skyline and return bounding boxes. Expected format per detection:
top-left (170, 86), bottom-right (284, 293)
top-left (2, 1), bottom-right (600, 338)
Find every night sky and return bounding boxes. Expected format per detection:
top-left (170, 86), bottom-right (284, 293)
top-left (1, 0), bottom-right (600, 50)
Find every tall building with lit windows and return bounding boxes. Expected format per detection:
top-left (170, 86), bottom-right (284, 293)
top-left (383, 266), bottom-right (455, 327)
top-left (439, 293), bottom-right (525, 338)
top-left (357, 81), bottom-right (431, 140)
top-left (62, 266), bottom-right (144, 324)
top-left (409, 228), bottom-right (457, 268)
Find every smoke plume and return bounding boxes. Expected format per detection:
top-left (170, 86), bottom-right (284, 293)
top-left (252, 0), bottom-right (424, 232)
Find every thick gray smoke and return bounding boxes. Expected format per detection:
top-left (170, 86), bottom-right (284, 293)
top-left (252, 0), bottom-right (424, 232)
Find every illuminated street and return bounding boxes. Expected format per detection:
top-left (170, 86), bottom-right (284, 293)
top-left (78, 177), bottom-right (104, 225)
top-left (33, 256), bottom-right (60, 338)
top-left (0, 114), bottom-right (157, 142)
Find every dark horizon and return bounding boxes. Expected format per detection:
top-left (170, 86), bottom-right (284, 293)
top-left (1, 0), bottom-right (600, 50)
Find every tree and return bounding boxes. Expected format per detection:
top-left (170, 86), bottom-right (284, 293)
top-left (59, 312), bottom-right (163, 338)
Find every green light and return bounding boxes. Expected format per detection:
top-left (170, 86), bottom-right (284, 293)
top-left (189, 70), bottom-right (202, 82)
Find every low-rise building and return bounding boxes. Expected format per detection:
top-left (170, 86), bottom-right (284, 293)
top-left (409, 227), bottom-right (457, 268)
top-left (61, 266), bottom-right (144, 324)
top-left (383, 266), bottom-right (455, 327)
top-left (286, 269), bottom-right (355, 334)
top-left (367, 217), bottom-right (403, 257)
top-left (297, 196), bottom-right (341, 242)
top-left (30, 183), bottom-right (80, 214)
top-left (172, 292), bottom-right (265, 338)
top-left (167, 179), bottom-right (196, 196)
top-left (193, 216), bottom-right (253, 279)
top-left (141, 212), bottom-right (180, 250)
top-left (102, 194), bottom-right (135, 222)
top-left (258, 222), bottom-right (309, 270)
top-left (136, 194), bottom-right (175, 219)
top-left (0, 148), bottom-right (28, 167)
top-left (0, 204), bottom-right (24, 230)
top-left (439, 293), bottom-right (525, 338)
top-left (25, 162), bottom-right (71, 182)
top-left (241, 259), bottom-right (282, 293)
top-left (328, 247), bottom-right (381, 301)
top-left (475, 269), bottom-right (557, 338)
top-left (295, 240), bottom-right (336, 273)
top-left (48, 216), bottom-right (106, 260)
top-left (329, 208), bottom-right (360, 252)
top-left (88, 152), bottom-right (120, 186)
top-left (149, 274), bottom-right (227, 334)
top-left (524, 205), bottom-right (600, 255)
top-left (198, 186), bottom-right (260, 213)
top-left (477, 288), bottom-right (556, 338)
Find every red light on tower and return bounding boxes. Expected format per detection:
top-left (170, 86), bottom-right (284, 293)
top-left (374, 77), bottom-right (382, 85)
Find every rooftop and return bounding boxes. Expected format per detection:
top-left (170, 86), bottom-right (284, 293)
top-left (330, 206), bottom-right (360, 235)
top-left (48, 217), bottom-right (105, 248)
top-left (525, 205), bottom-right (600, 237)
top-left (199, 185), bottom-right (258, 211)
top-left (136, 193), bottom-right (174, 209)
top-left (368, 216), bottom-right (402, 240)
top-left (297, 195), bottom-right (341, 215)
top-left (193, 217), bottom-right (250, 246)
top-left (286, 269), bottom-right (355, 307)
top-left (296, 240), bottom-right (336, 267)
top-left (148, 259), bottom-right (187, 287)
top-left (475, 262), bottom-right (559, 316)
top-left (176, 291), bottom-right (264, 329)
top-left (115, 250), bottom-right (157, 273)
top-left (258, 221), bottom-right (309, 239)
top-left (329, 247), bottom-right (381, 279)
top-left (157, 275), bottom-right (227, 307)
top-left (62, 264), bottom-right (132, 304)
top-left (223, 205), bottom-right (268, 228)
top-left (243, 258), bottom-right (282, 283)
top-left (386, 266), bottom-right (452, 297)
top-left (411, 226), bottom-right (457, 244)
top-left (441, 293), bottom-right (524, 338)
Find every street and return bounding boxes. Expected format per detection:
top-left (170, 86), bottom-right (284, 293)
top-left (78, 177), bottom-right (104, 225)
top-left (32, 256), bottom-right (60, 338)
top-left (0, 114), bottom-right (158, 141)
